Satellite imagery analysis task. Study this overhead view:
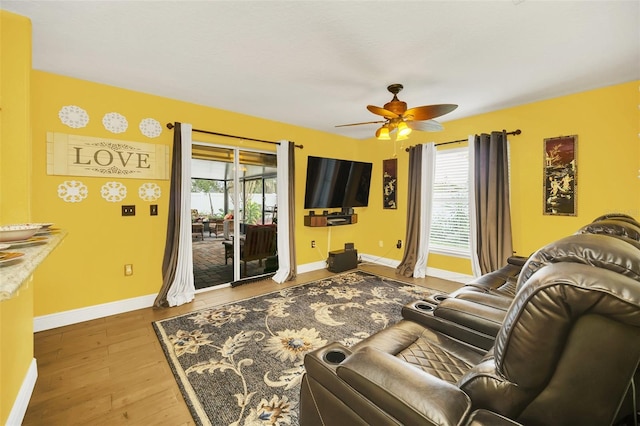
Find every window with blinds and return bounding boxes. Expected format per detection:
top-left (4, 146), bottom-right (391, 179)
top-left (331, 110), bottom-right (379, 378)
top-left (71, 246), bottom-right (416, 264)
top-left (429, 147), bottom-right (470, 256)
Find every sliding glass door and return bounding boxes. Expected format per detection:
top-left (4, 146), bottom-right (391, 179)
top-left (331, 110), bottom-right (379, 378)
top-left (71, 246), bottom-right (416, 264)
top-left (191, 144), bottom-right (277, 289)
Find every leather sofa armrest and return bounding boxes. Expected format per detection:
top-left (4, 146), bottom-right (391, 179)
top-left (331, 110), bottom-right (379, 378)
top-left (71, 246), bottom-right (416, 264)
top-left (402, 302), bottom-right (496, 351)
top-left (465, 409), bottom-right (522, 426)
top-left (337, 346), bottom-right (472, 426)
top-left (453, 291), bottom-right (513, 311)
top-left (434, 297), bottom-right (505, 337)
top-left (507, 255), bottom-right (528, 267)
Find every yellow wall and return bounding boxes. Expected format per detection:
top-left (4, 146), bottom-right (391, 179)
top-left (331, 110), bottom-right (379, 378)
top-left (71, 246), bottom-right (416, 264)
top-left (361, 81), bottom-right (640, 274)
top-left (0, 281), bottom-right (35, 424)
top-left (30, 71), bottom-right (369, 315)
top-left (0, 10), bottom-right (33, 425)
top-left (0, 11), bottom-right (31, 224)
top-left (31, 73), bottom-right (640, 316)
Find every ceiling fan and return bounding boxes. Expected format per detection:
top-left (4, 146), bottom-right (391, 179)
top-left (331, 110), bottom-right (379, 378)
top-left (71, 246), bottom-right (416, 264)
top-left (336, 83), bottom-right (458, 140)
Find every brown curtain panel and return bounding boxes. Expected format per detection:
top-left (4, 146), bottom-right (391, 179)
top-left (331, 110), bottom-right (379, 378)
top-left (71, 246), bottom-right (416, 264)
top-left (473, 131), bottom-right (513, 274)
top-left (396, 144), bottom-right (422, 277)
top-left (154, 123), bottom-right (182, 308)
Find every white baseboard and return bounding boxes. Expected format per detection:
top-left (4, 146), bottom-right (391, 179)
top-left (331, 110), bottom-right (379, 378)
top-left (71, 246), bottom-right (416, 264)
top-left (296, 260), bottom-right (327, 274)
top-left (33, 293), bottom-right (157, 332)
top-left (359, 253), bottom-right (401, 268)
top-left (32, 261), bottom-right (473, 332)
top-left (296, 255), bottom-right (399, 275)
top-left (360, 253), bottom-right (473, 284)
top-left (6, 358), bottom-right (37, 426)
top-left (34, 263), bottom-right (327, 332)
top-left (426, 267), bottom-right (474, 284)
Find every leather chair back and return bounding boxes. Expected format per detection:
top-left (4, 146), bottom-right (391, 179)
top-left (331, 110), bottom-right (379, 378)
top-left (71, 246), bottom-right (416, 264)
top-left (459, 262), bottom-right (640, 425)
top-left (577, 218), bottom-right (640, 240)
top-left (592, 213), bottom-right (640, 227)
top-left (516, 233), bottom-right (640, 290)
top-left (577, 219), bottom-right (640, 250)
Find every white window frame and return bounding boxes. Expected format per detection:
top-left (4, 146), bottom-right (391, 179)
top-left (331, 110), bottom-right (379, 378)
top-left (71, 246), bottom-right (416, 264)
top-left (429, 147), bottom-right (470, 258)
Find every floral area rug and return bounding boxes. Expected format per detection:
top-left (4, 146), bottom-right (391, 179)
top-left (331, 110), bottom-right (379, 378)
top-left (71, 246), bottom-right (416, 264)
top-left (152, 270), bottom-right (437, 426)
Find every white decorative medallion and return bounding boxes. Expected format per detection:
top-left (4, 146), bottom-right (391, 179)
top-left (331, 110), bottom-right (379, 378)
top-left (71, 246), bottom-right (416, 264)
top-left (57, 180), bottom-right (88, 203)
top-left (102, 112), bottom-right (128, 134)
top-left (101, 181), bottom-right (127, 202)
top-left (138, 182), bottom-right (161, 201)
top-left (139, 118), bottom-right (162, 138)
top-left (58, 105), bottom-right (89, 129)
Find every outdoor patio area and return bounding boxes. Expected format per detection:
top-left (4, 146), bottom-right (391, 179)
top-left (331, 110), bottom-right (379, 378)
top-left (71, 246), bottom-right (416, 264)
top-left (192, 233), bottom-right (272, 289)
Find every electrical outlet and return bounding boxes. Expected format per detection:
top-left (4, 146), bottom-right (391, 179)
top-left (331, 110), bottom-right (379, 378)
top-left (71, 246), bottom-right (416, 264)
top-left (396, 239), bottom-right (402, 249)
top-left (311, 240), bottom-right (316, 248)
top-left (124, 264), bottom-right (133, 276)
top-left (122, 205), bottom-right (135, 216)
top-left (379, 240), bottom-right (383, 247)
top-left (150, 204), bottom-right (158, 216)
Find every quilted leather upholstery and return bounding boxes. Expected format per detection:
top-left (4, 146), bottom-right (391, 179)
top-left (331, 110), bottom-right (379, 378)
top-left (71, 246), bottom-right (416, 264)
top-left (397, 336), bottom-right (476, 383)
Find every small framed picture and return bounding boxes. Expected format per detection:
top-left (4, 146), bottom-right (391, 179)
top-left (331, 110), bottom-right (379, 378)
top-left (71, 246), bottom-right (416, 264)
top-left (543, 135), bottom-right (577, 216)
top-left (383, 158), bottom-right (397, 209)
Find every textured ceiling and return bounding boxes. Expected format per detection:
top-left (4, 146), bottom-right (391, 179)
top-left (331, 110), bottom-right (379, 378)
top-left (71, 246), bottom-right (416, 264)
top-left (2, 1), bottom-right (639, 139)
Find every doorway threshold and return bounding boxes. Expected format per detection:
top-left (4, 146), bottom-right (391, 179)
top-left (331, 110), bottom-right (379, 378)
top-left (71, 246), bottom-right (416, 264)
top-left (231, 272), bottom-right (276, 288)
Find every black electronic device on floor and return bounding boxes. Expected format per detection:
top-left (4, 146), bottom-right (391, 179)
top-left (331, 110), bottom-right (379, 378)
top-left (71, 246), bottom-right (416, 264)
top-left (327, 248), bottom-right (358, 273)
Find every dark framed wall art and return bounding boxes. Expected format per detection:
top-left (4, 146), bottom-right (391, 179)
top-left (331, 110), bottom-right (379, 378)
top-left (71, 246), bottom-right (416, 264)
top-left (543, 135), bottom-right (577, 216)
top-left (383, 158), bottom-right (397, 209)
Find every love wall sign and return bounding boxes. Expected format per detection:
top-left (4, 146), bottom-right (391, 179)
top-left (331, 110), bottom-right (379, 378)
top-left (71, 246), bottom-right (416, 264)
top-left (46, 132), bottom-right (170, 180)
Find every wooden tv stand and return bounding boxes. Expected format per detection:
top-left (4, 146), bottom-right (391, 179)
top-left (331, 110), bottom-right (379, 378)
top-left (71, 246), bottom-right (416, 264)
top-left (304, 213), bottom-right (357, 227)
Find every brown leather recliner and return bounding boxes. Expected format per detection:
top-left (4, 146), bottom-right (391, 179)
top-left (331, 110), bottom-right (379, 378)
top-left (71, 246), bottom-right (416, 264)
top-left (448, 218), bottom-right (640, 304)
top-left (453, 255), bottom-right (527, 296)
top-left (577, 218), bottom-right (640, 244)
top-left (592, 212), bottom-right (640, 227)
top-left (416, 232), bottom-right (640, 350)
top-left (300, 261), bottom-right (640, 425)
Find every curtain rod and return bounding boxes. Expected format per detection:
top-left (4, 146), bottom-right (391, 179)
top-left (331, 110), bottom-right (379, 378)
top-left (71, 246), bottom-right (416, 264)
top-left (166, 122), bottom-right (303, 149)
top-left (404, 129), bottom-right (521, 151)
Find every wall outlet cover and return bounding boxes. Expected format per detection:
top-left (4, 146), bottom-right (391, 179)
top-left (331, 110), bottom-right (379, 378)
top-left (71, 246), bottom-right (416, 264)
top-left (122, 205), bottom-right (135, 216)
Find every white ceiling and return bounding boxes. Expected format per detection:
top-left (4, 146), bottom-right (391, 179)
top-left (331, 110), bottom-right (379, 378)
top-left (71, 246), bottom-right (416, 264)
top-left (3, 1), bottom-right (639, 140)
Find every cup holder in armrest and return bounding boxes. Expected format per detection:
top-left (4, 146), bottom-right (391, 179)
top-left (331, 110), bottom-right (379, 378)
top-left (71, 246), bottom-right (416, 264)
top-left (414, 302), bottom-right (435, 312)
top-left (323, 349), bottom-right (347, 365)
top-left (433, 294), bottom-right (449, 302)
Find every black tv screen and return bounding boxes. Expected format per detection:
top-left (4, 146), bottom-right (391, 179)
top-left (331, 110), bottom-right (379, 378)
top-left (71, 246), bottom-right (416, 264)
top-left (304, 156), bottom-right (372, 209)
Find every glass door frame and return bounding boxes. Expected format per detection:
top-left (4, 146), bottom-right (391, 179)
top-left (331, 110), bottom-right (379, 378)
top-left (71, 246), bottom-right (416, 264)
top-left (192, 141), bottom-right (276, 284)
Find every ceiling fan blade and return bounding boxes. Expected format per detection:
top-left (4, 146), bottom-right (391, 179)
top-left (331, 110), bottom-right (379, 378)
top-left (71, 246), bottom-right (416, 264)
top-left (404, 104), bottom-right (458, 121)
top-left (335, 120), bottom-right (386, 128)
top-left (408, 120), bottom-right (444, 132)
top-left (367, 105), bottom-right (399, 119)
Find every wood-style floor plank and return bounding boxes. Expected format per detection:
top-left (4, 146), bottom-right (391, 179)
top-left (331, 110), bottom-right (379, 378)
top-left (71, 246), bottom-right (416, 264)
top-left (23, 265), bottom-right (460, 425)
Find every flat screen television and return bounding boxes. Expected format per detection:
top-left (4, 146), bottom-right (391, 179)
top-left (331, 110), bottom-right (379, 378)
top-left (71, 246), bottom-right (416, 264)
top-left (304, 156), bottom-right (373, 209)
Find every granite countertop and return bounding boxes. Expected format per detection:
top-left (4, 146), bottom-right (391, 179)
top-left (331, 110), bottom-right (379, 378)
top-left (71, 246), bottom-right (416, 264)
top-left (0, 230), bottom-right (67, 301)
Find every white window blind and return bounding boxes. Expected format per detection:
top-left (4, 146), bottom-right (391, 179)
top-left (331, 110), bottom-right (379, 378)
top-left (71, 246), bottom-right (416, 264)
top-left (429, 147), bottom-right (470, 255)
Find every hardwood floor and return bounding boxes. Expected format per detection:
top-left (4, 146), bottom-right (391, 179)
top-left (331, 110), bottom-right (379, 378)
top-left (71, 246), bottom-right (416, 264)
top-left (23, 264), bottom-right (461, 425)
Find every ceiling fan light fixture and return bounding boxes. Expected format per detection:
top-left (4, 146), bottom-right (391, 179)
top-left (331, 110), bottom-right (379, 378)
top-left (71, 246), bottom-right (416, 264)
top-left (397, 121), bottom-right (412, 137)
top-left (337, 83), bottom-right (456, 139)
top-left (376, 125), bottom-right (391, 140)
top-left (396, 132), bottom-right (409, 141)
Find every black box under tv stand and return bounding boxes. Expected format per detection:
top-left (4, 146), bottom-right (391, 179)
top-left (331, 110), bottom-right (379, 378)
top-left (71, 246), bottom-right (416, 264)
top-left (304, 213), bottom-right (358, 227)
top-left (327, 249), bottom-right (358, 272)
